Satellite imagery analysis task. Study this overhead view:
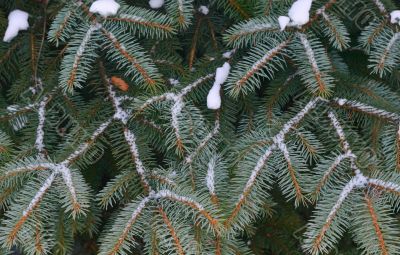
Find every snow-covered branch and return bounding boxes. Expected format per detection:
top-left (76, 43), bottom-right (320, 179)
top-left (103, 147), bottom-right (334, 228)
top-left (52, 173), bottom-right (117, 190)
top-left (35, 97), bottom-right (49, 156)
top-left (332, 98), bottom-right (400, 123)
top-left (185, 115), bottom-right (220, 164)
top-left (327, 112), bottom-right (350, 152)
top-left (371, 0), bottom-right (388, 15)
top-left (226, 97), bottom-right (321, 227)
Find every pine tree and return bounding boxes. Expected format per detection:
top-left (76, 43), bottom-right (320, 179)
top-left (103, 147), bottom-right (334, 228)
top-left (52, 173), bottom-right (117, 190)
top-left (0, 0), bottom-right (400, 254)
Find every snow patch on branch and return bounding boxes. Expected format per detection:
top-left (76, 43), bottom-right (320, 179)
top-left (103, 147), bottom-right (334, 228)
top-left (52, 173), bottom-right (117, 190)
top-left (3, 10), bottom-right (29, 43)
top-left (155, 190), bottom-right (205, 211)
top-left (298, 33), bottom-right (322, 80)
top-left (206, 158), bottom-right (216, 196)
top-left (171, 98), bottom-right (184, 146)
top-left (89, 0), bottom-right (120, 17)
top-left (333, 98), bottom-right (400, 122)
top-left (390, 11), bottom-right (400, 24)
top-left (149, 0), bottom-right (164, 9)
top-left (288, 0), bottom-right (313, 27)
top-left (56, 164), bottom-right (78, 207)
top-left (108, 85), bottom-right (129, 124)
top-left (222, 49), bottom-right (236, 59)
top-left (35, 98), bottom-right (48, 155)
top-left (278, 16), bottom-right (290, 31)
top-left (207, 62), bottom-right (230, 110)
top-left (237, 98), bottom-right (320, 205)
top-left (198, 6), bottom-right (209, 15)
top-left (325, 173), bottom-right (367, 222)
top-left (368, 178), bottom-right (400, 193)
top-left (62, 118), bottom-right (112, 165)
top-left (23, 172), bottom-right (56, 217)
top-left (72, 24), bottom-right (101, 74)
top-left (328, 112), bottom-right (350, 152)
top-left (123, 128), bottom-right (150, 189)
top-left (372, 0), bottom-right (387, 14)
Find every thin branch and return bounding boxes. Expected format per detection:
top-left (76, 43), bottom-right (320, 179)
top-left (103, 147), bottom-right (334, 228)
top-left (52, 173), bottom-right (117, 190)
top-left (225, 97), bottom-right (321, 227)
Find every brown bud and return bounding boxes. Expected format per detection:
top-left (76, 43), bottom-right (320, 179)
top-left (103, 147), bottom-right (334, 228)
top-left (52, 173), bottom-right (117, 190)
top-left (111, 76), bottom-right (129, 92)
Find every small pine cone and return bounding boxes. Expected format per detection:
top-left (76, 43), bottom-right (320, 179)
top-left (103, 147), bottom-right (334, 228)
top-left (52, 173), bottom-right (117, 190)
top-left (111, 76), bottom-right (129, 91)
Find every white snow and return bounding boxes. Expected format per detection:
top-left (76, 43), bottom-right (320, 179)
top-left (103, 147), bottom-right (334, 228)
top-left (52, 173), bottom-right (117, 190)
top-left (149, 0), bottom-right (164, 9)
top-left (222, 49), bottom-right (236, 59)
top-left (207, 62), bottom-right (231, 110)
top-left (155, 190), bottom-right (205, 211)
top-left (169, 78), bottom-right (180, 86)
top-left (207, 84), bottom-right (221, 110)
top-left (89, 0), bottom-right (120, 17)
top-left (206, 158), bottom-right (216, 195)
top-left (288, 0), bottom-right (313, 27)
top-left (23, 172), bottom-right (56, 217)
top-left (278, 16), bottom-right (290, 31)
top-left (3, 10), bottom-right (29, 43)
top-left (35, 98), bottom-right (48, 154)
top-left (390, 10), bottom-right (400, 25)
top-left (328, 112), bottom-right (350, 152)
top-left (337, 98), bottom-right (346, 106)
top-left (198, 5), bottom-right (209, 15)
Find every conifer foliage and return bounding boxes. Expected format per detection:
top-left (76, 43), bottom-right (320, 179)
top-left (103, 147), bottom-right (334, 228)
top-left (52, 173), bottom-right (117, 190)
top-left (0, 0), bottom-right (400, 254)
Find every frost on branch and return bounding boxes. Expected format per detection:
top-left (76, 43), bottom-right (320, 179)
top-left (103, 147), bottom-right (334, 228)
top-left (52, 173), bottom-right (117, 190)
top-left (207, 62), bottom-right (231, 110)
top-left (3, 10), bottom-right (29, 43)
top-left (89, 0), bottom-right (120, 17)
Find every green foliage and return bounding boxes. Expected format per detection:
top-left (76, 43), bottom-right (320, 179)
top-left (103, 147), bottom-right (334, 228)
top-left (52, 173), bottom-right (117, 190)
top-left (1, 0), bottom-right (400, 255)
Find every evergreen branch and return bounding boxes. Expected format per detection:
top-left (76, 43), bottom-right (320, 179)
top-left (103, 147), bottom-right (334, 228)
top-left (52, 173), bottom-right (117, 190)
top-left (100, 26), bottom-right (159, 88)
top-left (368, 178), bottom-right (400, 195)
top-left (185, 114), bottom-right (220, 164)
top-left (276, 141), bottom-right (305, 205)
top-left (226, 0), bottom-right (250, 19)
top-left (158, 207), bottom-right (185, 255)
top-left (227, 38), bottom-right (290, 97)
top-left (5, 172), bottom-right (55, 247)
top-left (154, 190), bottom-right (218, 228)
top-left (61, 118), bottom-right (113, 166)
top-left (306, 0), bottom-right (338, 27)
top-left (206, 157), bottom-right (218, 203)
top-left (331, 98), bottom-right (400, 123)
top-left (224, 16), bottom-right (279, 48)
top-left (296, 33), bottom-right (333, 96)
top-left (102, 190), bottom-right (216, 255)
top-left (364, 193), bottom-right (389, 255)
top-left (107, 83), bottom-right (151, 192)
top-left (327, 112), bottom-right (350, 152)
top-left (136, 73), bottom-right (214, 113)
top-left (397, 125), bottom-right (400, 171)
top-left (359, 18), bottom-right (388, 51)
top-left (0, 103), bottom-right (37, 122)
top-left (60, 23), bottom-right (102, 92)
top-left (369, 31), bottom-right (400, 77)
top-left (371, 0), bottom-right (388, 15)
top-left (171, 98), bottom-right (185, 155)
top-left (105, 6), bottom-right (175, 38)
top-left (123, 127), bottom-right (151, 192)
top-left (0, 163), bottom-right (52, 184)
top-left (308, 174), bottom-right (366, 254)
top-left (105, 196), bottom-right (151, 255)
top-left (35, 97), bottom-right (49, 156)
top-left (164, 0), bottom-right (194, 28)
top-left (225, 98), bottom-right (321, 227)
top-left (313, 152), bottom-right (354, 198)
top-left (320, 12), bottom-right (350, 51)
